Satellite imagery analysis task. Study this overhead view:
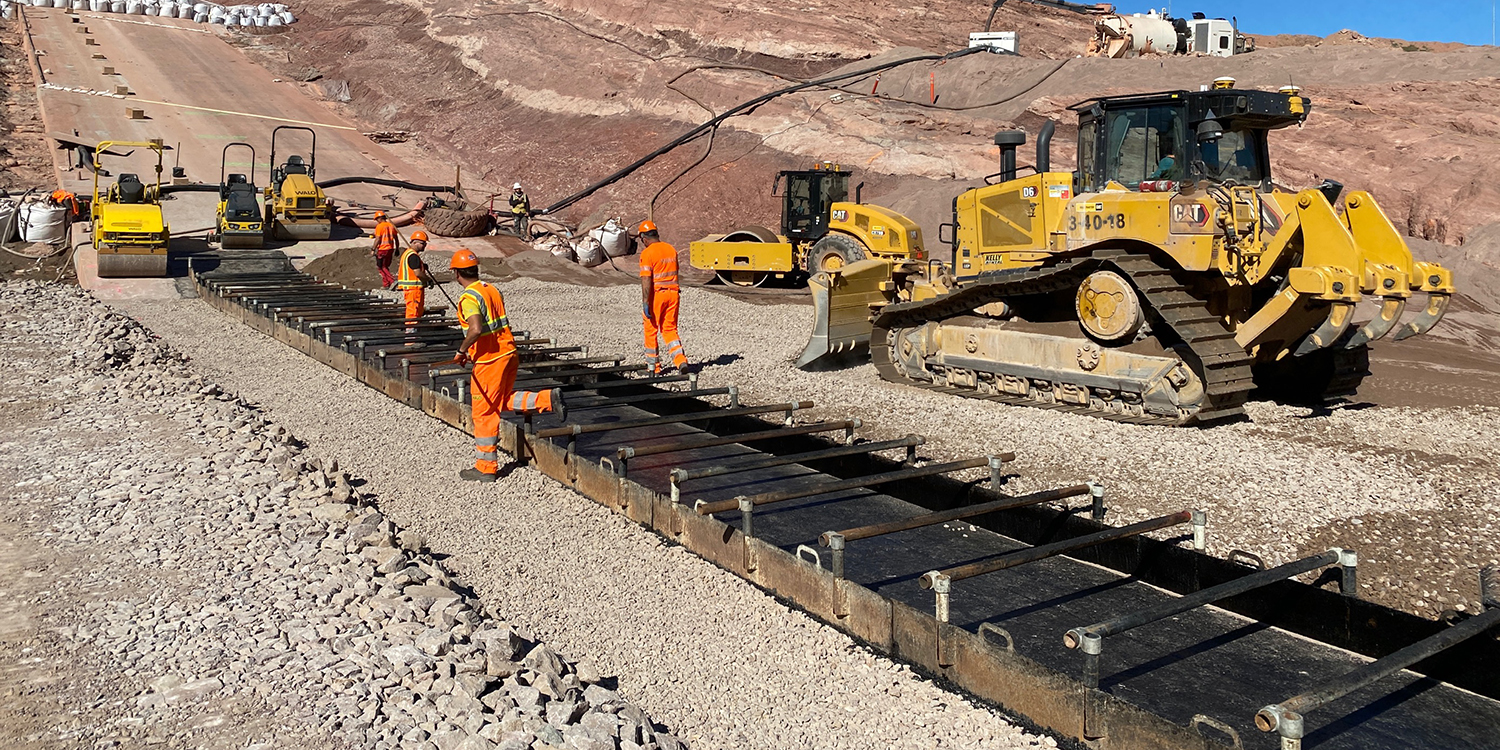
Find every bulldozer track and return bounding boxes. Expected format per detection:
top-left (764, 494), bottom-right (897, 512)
top-left (871, 249), bottom-right (1255, 426)
top-left (188, 259), bottom-right (1500, 750)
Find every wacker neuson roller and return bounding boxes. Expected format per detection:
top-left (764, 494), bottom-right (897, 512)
top-left (798, 78), bottom-right (1454, 425)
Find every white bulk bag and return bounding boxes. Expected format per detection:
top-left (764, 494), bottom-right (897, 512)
top-left (19, 203), bottom-right (67, 245)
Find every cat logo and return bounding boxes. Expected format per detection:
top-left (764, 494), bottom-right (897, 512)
top-left (1172, 202), bottom-right (1208, 226)
top-left (831, 209), bottom-right (848, 222)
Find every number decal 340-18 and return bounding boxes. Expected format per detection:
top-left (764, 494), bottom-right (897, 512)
top-left (1069, 213), bottom-right (1128, 232)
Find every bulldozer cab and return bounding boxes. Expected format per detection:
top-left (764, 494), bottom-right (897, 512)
top-left (1071, 86), bottom-right (1305, 193)
top-left (778, 164), bottom-right (849, 242)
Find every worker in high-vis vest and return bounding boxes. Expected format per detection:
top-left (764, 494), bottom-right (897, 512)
top-left (395, 230), bottom-right (436, 326)
top-left (450, 249), bottom-right (565, 482)
top-left (638, 221), bottom-right (688, 374)
top-left (371, 210), bottom-right (399, 288)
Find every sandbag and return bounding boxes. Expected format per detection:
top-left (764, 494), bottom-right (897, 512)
top-left (590, 218), bottom-right (632, 258)
top-left (573, 236), bottom-right (605, 268)
top-left (110, 0), bottom-right (125, 12)
top-left (19, 203), bottom-right (67, 245)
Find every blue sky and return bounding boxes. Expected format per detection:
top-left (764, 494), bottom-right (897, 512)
top-left (1115, 0), bottom-right (1498, 45)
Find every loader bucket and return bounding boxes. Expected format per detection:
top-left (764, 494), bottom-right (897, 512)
top-left (795, 258), bottom-right (895, 370)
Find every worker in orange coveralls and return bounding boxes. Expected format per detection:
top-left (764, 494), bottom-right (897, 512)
top-left (371, 210), bottom-right (398, 288)
top-left (638, 221), bottom-right (689, 374)
top-left (450, 249), bottom-right (566, 482)
top-left (395, 230), bottom-right (435, 328)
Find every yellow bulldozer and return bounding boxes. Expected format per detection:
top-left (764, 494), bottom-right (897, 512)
top-left (92, 140), bottom-right (171, 278)
top-left (264, 125), bottom-right (331, 240)
top-left (797, 79), bottom-right (1453, 425)
top-left (689, 162), bottom-right (926, 286)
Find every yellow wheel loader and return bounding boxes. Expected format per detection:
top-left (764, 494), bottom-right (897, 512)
top-left (212, 142), bottom-right (266, 249)
top-left (92, 140), bottom-right (170, 278)
top-left (689, 163), bottom-right (926, 286)
top-left (264, 126), bottom-right (331, 241)
top-left (798, 80), bottom-right (1454, 425)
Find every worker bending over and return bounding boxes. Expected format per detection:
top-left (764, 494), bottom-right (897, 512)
top-left (638, 221), bottom-right (689, 374)
top-left (395, 230), bottom-right (436, 329)
top-left (371, 210), bottom-right (399, 288)
top-left (509, 183), bottom-right (531, 240)
top-left (450, 249), bottom-right (565, 483)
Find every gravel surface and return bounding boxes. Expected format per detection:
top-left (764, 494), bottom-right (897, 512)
top-left (1, 281), bottom-right (693, 750)
top-left (468, 276), bottom-right (1500, 619)
top-left (118, 293), bottom-right (1055, 750)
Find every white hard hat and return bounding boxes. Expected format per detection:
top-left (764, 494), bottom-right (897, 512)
top-left (513, 183), bottom-right (523, 189)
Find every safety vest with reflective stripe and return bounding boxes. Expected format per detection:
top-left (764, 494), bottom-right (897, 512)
top-left (639, 241), bottom-right (679, 291)
top-left (396, 247), bottom-right (423, 289)
top-left (457, 281), bottom-right (515, 364)
top-left (375, 221), bottom-right (398, 252)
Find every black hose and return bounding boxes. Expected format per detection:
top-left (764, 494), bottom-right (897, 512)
top-left (538, 46), bottom-right (989, 217)
top-left (317, 176), bottom-right (458, 193)
top-left (985, 0), bottom-right (1008, 32)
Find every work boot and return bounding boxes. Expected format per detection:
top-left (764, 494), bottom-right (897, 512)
top-left (459, 467), bottom-right (497, 483)
top-left (551, 388), bottom-right (566, 423)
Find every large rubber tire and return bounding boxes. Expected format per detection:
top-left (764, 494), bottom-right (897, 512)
top-left (424, 206), bottom-right (491, 238)
top-left (805, 233), bottom-right (867, 274)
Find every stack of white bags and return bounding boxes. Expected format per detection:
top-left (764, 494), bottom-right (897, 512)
top-left (8, 0), bottom-right (297, 26)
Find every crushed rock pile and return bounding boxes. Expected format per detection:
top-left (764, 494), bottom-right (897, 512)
top-left (0, 280), bottom-right (689, 750)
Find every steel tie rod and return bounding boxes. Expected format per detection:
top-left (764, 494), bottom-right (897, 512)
top-left (513, 364), bottom-right (650, 382)
top-left (822, 482), bottom-right (1089, 548)
top-left (669, 436), bottom-right (925, 505)
top-left (1255, 566), bottom-right (1500, 750)
top-left (570, 387), bottom-right (736, 412)
top-left (1064, 549), bottom-right (1354, 693)
top-left (617, 420), bottom-right (859, 464)
top-left (519, 356), bottom-right (622, 370)
top-left (696, 456), bottom-right (996, 516)
top-left (920, 510), bottom-right (1200, 590)
top-left (562, 373), bottom-right (692, 392)
top-left (536, 401), bottom-right (813, 440)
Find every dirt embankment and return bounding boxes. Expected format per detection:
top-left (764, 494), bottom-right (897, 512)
top-left (0, 16), bottom-right (54, 194)
top-left (228, 0), bottom-right (1500, 282)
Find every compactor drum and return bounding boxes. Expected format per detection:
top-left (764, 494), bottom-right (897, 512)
top-left (91, 140), bottom-right (171, 278)
top-left (264, 126), bottom-right (331, 241)
top-left (799, 81), bottom-right (1454, 425)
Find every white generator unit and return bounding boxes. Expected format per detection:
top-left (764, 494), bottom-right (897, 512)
top-left (968, 31), bottom-right (1019, 54)
top-left (1187, 18), bottom-right (1250, 56)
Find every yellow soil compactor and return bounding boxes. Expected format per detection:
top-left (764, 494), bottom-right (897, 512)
top-left (92, 140), bottom-right (171, 278)
top-left (264, 126), bottom-right (331, 240)
top-left (213, 142), bottom-right (265, 249)
top-left (689, 163), bottom-right (926, 286)
top-left (798, 80), bottom-right (1453, 425)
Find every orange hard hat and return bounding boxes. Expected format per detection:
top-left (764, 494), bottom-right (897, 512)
top-left (374, 210), bottom-right (387, 220)
top-left (638, 220), bottom-right (657, 234)
top-left (410, 230), bottom-right (429, 242)
top-left (449, 248), bottom-right (479, 270)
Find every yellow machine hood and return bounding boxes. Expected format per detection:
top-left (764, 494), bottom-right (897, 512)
top-left (100, 204), bottom-right (166, 233)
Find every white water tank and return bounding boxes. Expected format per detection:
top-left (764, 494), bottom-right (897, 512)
top-left (19, 203), bottom-right (67, 245)
top-left (1094, 12), bottom-right (1180, 58)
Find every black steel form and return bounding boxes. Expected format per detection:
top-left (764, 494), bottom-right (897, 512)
top-left (192, 265), bottom-right (1500, 750)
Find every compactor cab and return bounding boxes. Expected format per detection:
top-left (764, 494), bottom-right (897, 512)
top-left (214, 142), bottom-right (266, 249)
top-left (264, 126), bottom-right (331, 241)
top-left (91, 140), bottom-right (170, 278)
top-left (800, 80), bottom-right (1455, 426)
top-left (688, 162), bottom-right (925, 287)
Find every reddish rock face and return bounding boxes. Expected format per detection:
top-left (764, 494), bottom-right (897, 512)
top-left (244, 0), bottom-right (1500, 268)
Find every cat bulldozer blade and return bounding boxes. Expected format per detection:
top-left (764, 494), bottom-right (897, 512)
top-left (797, 80), bottom-right (1454, 425)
